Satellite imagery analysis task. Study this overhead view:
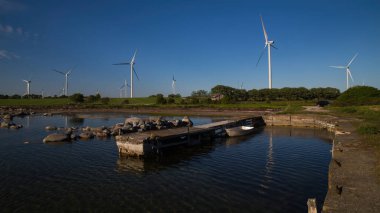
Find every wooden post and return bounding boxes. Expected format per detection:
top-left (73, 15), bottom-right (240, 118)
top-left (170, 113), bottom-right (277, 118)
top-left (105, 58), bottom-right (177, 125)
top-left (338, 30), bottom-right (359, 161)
top-left (307, 198), bottom-right (317, 213)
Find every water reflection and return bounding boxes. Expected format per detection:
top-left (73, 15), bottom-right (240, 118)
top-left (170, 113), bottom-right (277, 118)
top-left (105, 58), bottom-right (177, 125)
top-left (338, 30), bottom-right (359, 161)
top-left (116, 143), bottom-right (215, 173)
top-left (68, 117), bottom-right (85, 126)
top-left (0, 115), bottom-right (332, 213)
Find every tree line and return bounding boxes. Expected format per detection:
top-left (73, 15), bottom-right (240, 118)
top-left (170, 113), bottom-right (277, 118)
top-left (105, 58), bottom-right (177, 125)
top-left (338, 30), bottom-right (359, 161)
top-left (208, 85), bottom-right (340, 102)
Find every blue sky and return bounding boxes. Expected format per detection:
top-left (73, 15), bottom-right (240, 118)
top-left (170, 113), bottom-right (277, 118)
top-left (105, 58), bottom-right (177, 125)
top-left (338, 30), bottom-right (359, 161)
top-left (1, 0), bottom-right (379, 97)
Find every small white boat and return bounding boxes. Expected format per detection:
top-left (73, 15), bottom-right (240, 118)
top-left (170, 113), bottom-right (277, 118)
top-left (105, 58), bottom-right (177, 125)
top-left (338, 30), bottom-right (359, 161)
top-left (225, 126), bottom-right (256, 137)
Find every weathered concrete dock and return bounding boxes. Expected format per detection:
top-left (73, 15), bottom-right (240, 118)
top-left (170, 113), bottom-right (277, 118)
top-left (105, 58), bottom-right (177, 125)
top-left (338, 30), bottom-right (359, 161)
top-left (116, 116), bottom-right (265, 156)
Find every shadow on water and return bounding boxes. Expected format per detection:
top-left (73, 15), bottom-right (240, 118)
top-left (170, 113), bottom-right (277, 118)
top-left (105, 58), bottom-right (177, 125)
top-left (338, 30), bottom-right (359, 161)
top-left (116, 142), bottom-right (216, 173)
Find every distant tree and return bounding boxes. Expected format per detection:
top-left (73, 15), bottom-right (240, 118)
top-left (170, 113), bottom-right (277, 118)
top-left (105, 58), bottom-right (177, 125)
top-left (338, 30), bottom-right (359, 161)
top-left (211, 85), bottom-right (234, 96)
top-left (95, 93), bottom-right (101, 101)
top-left (100, 97), bottom-right (110, 104)
top-left (190, 97), bottom-right (199, 104)
top-left (167, 97), bottom-right (175, 104)
top-left (199, 97), bottom-right (212, 104)
top-left (10, 94), bottom-right (21, 99)
top-left (322, 87), bottom-right (340, 100)
top-left (179, 99), bottom-right (186, 105)
top-left (221, 95), bottom-right (235, 104)
top-left (87, 95), bottom-right (97, 103)
top-left (155, 94), bottom-right (166, 104)
top-left (0, 94), bottom-right (9, 99)
top-left (69, 93), bottom-right (84, 103)
top-left (248, 89), bottom-right (259, 100)
top-left (191, 90), bottom-right (209, 97)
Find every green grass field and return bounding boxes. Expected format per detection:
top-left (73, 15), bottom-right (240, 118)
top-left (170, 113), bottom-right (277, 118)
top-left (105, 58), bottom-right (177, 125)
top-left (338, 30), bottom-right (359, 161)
top-left (0, 98), bottom-right (315, 111)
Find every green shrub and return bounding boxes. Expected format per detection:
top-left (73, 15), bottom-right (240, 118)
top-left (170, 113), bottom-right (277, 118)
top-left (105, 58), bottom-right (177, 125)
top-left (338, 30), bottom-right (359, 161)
top-left (339, 107), bottom-right (357, 113)
top-left (155, 94), bottom-right (166, 104)
top-left (167, 97), bottom-right (175, 104)
top-left (221, 96), bottom-right (235, 104)
top-left (100, 97), bottom-right (110, 104)
top-left (69, 93), bottom-right (84, 103)
top-left (121, 99), bottom-right (129, 104)
top-left (358, 124), bottom-right (379, 135)
top-left (334, 86), bottom-right (380, 106)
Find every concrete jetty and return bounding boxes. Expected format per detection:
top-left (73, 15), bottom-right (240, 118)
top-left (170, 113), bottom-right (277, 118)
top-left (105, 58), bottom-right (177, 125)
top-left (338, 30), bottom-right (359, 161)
top-left (116, 116), bottom-right (265, 157)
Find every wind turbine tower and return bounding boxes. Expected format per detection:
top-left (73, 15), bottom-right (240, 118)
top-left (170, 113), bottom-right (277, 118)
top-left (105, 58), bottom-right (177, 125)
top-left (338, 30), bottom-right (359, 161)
top-left (257, 15), bottom-right (277, 89)
top-left (113, 50), bottom-right (139, 98)
top-left (329, 53), bottom-right (358, 90)
top-left (22, 79), bottom-right (31, 96)
top-left (172, 75), bottom-right (176, 94)
top-left (53, 68), bottom-right (72, 96)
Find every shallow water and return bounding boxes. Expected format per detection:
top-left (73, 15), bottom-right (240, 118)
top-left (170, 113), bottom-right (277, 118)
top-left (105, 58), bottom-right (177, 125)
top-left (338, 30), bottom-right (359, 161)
top-left (0, 114), bottom-right (332, 212)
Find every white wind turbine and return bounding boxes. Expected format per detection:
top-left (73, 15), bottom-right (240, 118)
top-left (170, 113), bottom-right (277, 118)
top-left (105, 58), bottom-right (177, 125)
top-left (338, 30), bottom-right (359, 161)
top-left (257, 15), bottom-right (277, 89)
top-left (172, 75), bottom-right (176, 94)
top-left (22, 79), bottom-right (31, 96)
top-left (53, 68), bottom-right (73, 96)
top-left (113, 50), bottom-right (139, 98)
top-left (119, 80), bottom-right (130, 98)
top-left (329, 53), bottom-right (358, 90)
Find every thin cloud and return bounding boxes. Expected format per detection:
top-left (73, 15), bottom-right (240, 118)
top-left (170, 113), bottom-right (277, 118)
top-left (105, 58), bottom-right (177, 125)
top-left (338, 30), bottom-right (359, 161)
top-left (0, 23), bottom-right (38, 40)
top-left (0, 49), bottom-right (19, 60)
top-left (0, 24), bottom-right (13, 33)
top-left (0, 0), bottom-right (26, 13)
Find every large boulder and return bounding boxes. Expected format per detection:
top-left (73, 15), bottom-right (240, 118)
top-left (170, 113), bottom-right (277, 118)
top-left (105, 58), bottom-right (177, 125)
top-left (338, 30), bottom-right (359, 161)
top-left (79, 132), bottom-right (94, 139)
top-left (1, 121), bottom-right (9, 128)
top-left (124, 117), bottom-right (144, 126)
top-left (43, 133), bottom-right (70, 143)
top-left (182, 116), bottom-right (193, 127)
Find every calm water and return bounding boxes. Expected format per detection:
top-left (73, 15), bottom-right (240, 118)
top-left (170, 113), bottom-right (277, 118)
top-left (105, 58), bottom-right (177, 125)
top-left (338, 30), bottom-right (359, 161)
top-left (0, 114), bottom-right (332, 212)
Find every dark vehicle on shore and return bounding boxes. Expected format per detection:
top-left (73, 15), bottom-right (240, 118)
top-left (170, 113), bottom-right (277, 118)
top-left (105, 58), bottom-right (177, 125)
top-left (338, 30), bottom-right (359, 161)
top-left (316, 100), bottom-right (330, 107)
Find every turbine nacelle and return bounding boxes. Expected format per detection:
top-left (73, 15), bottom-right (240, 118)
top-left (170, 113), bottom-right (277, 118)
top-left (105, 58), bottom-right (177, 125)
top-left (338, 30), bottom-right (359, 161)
top-left (329, 53), bottom-right (358, 89)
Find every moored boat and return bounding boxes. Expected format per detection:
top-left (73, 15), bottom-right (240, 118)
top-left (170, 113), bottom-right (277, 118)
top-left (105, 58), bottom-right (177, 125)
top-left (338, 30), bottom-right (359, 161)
top-left (225, 126), bottom-right (256, 137)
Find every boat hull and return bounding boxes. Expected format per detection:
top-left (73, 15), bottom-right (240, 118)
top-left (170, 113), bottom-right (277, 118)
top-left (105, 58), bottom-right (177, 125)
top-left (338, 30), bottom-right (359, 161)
top-left (225, 126), bottom-right (256, 137)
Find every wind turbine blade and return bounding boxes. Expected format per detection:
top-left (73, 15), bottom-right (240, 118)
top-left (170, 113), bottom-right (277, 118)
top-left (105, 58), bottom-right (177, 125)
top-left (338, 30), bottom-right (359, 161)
top-left (260, 15), bottom-right (268, 43)
top-left (22, 80), bottom-right (28, 83)
top-left (271, 44), bottom-right (278, 49)
top-left (120, 85), bottom-right (125, 89)
top-left (127, 83), bottom-right (130, 88)
top-left (347, 53), bottom-right (358, 67)
top-left (329, 66), bottom-right (345, 69)
top-left (113, 63), bottom-right (130, 65)
top-left (53, 69), bottom-right (65, 75)
top-left (131, 50), bottom-right (137, 63)
top-left (133, 67), bottom-right (139, 80)
top-left (66, 65), bottom-right (75, 75)
top-left (256, 45), bottom-right (267, 67)
top-left (348, 70), bottom-right (354, 82)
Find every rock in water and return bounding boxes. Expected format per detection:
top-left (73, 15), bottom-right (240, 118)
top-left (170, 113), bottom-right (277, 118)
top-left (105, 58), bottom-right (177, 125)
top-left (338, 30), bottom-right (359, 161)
top-left (79, 132), bottom-right (94, 139)
top-left (43, 133), bottom-right (69, 143)
top-left (1, 122), bottom-right (9, 128)
top-left (45, 125), bottom-right (57, 131)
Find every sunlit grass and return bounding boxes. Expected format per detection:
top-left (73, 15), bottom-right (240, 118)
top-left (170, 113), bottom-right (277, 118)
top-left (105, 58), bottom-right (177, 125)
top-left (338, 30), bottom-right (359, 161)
top-left (0, 98), bottom-right (70, 106)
